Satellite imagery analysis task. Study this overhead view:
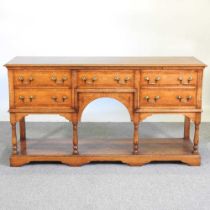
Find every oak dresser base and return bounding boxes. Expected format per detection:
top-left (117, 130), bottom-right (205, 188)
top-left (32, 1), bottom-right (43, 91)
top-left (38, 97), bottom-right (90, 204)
top-left (5, 57), bottom-right (206, 167)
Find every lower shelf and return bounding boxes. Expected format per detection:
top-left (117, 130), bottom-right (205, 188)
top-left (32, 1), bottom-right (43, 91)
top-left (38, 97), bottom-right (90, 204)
top-left (10, 138), bottom-right (200, 166)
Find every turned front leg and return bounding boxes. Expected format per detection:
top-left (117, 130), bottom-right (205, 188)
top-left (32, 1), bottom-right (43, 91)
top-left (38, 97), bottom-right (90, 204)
top-left (11, 122), bottom-right (18, 155)
top-left (72, 122), bottom-right (79, 155)
top-left (193, 122), bottom-right (200, 154)
top-left (20, 117), bottom-right (26, 141)
top-left (133, 122), bottom-right (139, 154)
top-left (184, 116), bottom-right (190, 140)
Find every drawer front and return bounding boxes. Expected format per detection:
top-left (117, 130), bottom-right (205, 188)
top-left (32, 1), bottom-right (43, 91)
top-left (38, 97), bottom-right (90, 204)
top-left (15, 89), bottom-right (71, 107)
top-left (78, 70), bottom-right (134, 88)
top-left (141, 70), bottom-right (197, 86)
top-left (140, 89), bottom-right (196, 107)
top-left (14, 70), bottom-right (71, 87)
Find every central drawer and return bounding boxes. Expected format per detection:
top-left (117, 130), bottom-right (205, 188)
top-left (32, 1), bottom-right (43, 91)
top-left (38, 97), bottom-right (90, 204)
top-left (140, 88), bottom-right (196, 107)
top-left (77, 70), bottom-right (134, 88)
top-left (14, 89), bottom-right (72, 107)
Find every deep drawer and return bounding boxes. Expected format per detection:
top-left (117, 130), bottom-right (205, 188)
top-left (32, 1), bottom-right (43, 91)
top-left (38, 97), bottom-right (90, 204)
top-left (14, 89), bottom-right (72, 107)
top-left (140, 88), bottom-right (196, 107)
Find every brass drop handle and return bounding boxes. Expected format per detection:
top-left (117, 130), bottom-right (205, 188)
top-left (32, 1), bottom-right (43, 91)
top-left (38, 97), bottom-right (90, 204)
top-left (28, 76), bottom-right (34, 82)
top-left (144, 76), bottom-right (161, 85)
top-left (114, 76), bottom-right (120, 82)
top-left (57, 76), bottom-right (68, 84)
top-left (178, 76), bottom-right (193, 85)
top-left (144, 95), bottom-right (160, 103)
top-left (19, 96), bottom-right (25, 101)
top-left (81, 76), bottom-right (87, 81)
top-left (51, 96), bottom-right (57, 102)
top-left (124, 76), bottom-right (130, 82)
top-left (51, 76), bottom-right (57, 82)
top-left (62, 76), bottom-right (68, 82)
top-left (176, 95), bottom-right (192, 103)
top-left (51, 76), bottom-right (68, 84)
top-left (154, 95), bottom-right (160, 101)
top-left (18, 75), bottom-right (34, 84)
top-left (29, 95), bottom-right (35, 102)
top-left (62, 96), bottom-right (68, 102)
top-left (81, 76), bottom-right (97, 84)
top-left (114, 76), bottom-right (131, 84)
top-left (177, 96), bottom-right (181, 101)
top-left (188, 76), bottom-right (193, 82)
top-left (18, 76), bottom-right (24, 82)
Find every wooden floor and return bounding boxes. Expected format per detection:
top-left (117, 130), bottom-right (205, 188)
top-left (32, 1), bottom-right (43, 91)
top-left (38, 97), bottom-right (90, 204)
top-left (10, 138), bottom-right (200, 166)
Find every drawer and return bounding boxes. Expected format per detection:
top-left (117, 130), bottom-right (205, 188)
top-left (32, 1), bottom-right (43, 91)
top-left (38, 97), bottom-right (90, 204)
top-left (14, 70), bottom-right (71, 87)
top-left (141, 70), bottom-right (197, 86)
top-left (15, 89), bottom-right (71, 107)
top-left (140, 89), bottom-right (196, 107)
top-left (78, 70), bottom-right (134, 88)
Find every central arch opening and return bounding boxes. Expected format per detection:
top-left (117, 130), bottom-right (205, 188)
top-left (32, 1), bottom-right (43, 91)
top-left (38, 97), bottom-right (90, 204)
top-left (79, 98), bottom-right (133, 155)
top-left (81, 97), bottom-right (131, 122)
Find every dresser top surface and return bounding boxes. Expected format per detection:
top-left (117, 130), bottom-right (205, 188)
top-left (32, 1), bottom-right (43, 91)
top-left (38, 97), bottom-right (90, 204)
top-left (5, 56), bottom-right (206, 67)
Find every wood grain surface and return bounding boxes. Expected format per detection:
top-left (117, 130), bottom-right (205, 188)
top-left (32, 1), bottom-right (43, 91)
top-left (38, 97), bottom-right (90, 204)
top-left (5, 56), bottom-right (206, 67)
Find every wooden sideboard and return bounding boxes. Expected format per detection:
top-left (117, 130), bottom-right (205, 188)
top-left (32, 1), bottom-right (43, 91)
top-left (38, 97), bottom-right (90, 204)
top-left (4, 57), bottom-right (206, 166)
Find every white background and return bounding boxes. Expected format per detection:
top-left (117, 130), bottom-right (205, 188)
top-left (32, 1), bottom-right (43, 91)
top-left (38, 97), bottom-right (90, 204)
top-left (0, 0), bottom-right (209, 122)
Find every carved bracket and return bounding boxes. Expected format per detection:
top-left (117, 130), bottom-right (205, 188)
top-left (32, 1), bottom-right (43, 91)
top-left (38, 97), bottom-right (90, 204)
top-left (138, 112), bottom-right (201, 123)
top-left (10, 113), bottom-right (74, 123)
